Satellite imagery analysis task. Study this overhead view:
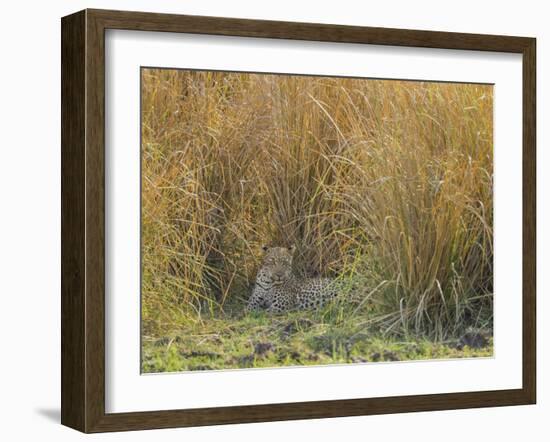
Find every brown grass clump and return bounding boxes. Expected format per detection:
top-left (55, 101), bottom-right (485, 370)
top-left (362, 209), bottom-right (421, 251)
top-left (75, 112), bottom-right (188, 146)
top-left (141, 69), bottom-right (493, 341)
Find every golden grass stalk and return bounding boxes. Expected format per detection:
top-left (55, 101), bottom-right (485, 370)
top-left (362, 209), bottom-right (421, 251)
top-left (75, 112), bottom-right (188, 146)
top-left (141, 69), bottom-right (493, 340)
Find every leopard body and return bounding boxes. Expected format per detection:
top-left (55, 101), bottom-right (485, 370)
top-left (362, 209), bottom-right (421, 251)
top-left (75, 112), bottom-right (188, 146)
top-left (246, 246), bottom-right (338, 313)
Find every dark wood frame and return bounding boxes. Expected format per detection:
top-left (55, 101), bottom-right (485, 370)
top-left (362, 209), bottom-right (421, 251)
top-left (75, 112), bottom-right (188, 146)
top-left (61, 8), bottom-right (536, 433)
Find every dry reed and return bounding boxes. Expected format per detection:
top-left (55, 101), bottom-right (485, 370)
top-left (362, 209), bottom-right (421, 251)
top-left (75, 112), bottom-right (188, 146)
top-left (141, 68), bottom-right (493, 340)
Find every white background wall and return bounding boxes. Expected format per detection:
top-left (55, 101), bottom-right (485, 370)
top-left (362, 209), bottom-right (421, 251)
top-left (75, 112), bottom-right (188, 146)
top-left (0, 0), bottom-right (546, 440)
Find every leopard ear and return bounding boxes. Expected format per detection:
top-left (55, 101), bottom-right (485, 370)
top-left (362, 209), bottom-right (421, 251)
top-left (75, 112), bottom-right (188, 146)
top-left (288, 245), bottom-right (296, 254)
top-left (262, 245), bottom-right (270, 252)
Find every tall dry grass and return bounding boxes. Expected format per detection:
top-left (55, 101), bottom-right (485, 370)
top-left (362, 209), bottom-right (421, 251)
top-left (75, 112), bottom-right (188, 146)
top-left (141, 68), bottom-right (493, 340)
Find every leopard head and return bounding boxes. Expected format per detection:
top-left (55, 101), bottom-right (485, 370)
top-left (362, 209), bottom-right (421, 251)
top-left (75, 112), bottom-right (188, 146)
top-left (255, 245), bottom-right (295, 289)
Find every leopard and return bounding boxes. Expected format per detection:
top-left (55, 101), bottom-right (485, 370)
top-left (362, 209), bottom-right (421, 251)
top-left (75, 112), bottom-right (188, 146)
top-left (246, 245), bottom-right (339, 314)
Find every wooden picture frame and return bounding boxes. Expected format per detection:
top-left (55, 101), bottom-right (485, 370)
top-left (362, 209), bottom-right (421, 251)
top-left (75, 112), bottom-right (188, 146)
top-left (61, 8), bottom-right (536, 433)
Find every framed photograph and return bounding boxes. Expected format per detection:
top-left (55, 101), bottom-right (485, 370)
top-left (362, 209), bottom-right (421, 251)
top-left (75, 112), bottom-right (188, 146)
top-left (61, 9), bottom-right (536, 433)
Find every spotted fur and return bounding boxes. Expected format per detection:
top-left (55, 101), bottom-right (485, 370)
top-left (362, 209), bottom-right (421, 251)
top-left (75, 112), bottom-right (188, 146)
top-left (246, 246), bottom-right (338, 313)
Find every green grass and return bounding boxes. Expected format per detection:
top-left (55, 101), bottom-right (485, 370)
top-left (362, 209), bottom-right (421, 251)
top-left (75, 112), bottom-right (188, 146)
top-left (142, 310), bottom-right (492, 373)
